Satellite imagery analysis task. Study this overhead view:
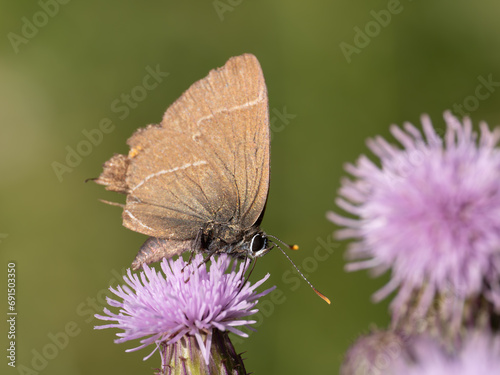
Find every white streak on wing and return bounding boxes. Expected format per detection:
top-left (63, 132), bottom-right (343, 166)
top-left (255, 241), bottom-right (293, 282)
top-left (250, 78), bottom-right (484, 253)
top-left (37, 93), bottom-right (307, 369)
top-left (125, 210), bottom-right (155, 231)
top-left (196, 88), bottom-right (266, 128)
top-left (131, 160), bottom-right (208, 191)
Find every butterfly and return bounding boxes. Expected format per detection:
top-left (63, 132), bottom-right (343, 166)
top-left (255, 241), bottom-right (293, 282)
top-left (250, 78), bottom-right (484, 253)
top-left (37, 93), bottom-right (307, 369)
top-left (94, 54), bottom-right (274, 270)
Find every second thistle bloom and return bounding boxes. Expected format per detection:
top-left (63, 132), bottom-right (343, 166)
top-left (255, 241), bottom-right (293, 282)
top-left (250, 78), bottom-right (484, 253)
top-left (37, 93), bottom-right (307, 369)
top-left (328, 112), bottom-right (500, 326)
top-left (391, 331), bottom-right (500, 374)
top-left (341, 330), bottom-right (500, 375)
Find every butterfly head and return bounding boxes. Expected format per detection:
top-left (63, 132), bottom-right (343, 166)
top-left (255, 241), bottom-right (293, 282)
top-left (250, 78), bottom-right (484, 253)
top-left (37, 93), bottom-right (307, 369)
top-left (233, 230), bottom-right (273, 259)
top-left (248, 232), bottom-right (274, 258)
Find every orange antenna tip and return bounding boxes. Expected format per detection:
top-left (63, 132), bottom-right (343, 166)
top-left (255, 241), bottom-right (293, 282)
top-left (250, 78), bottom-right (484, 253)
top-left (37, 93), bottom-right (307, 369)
top-left (291, 244), bottom-right (299, 250)
top-left (314, 289), bottom-right (331, 305)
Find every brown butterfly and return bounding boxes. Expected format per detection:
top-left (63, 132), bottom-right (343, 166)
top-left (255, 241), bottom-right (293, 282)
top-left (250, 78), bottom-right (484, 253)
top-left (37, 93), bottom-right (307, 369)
top-left (94, 54), bottom-right (273, 270)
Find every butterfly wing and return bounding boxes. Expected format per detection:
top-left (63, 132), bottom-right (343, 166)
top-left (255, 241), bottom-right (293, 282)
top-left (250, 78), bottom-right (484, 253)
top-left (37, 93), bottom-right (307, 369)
top-left (95, 54), bottom-right (270, 243)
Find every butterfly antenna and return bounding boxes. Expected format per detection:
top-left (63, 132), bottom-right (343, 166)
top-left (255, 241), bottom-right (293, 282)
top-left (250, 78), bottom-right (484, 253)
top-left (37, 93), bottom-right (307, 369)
top-left (269, 238), bottom-right (331, 305)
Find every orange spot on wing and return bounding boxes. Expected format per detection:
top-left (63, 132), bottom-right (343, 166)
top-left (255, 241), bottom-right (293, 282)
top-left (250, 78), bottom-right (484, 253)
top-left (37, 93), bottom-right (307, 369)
top-left (129, 146), bottom-right (142, 158)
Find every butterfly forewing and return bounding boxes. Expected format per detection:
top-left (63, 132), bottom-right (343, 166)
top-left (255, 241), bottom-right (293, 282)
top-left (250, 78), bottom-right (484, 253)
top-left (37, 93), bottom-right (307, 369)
top-left (157, 54), bottom-right (270, 229)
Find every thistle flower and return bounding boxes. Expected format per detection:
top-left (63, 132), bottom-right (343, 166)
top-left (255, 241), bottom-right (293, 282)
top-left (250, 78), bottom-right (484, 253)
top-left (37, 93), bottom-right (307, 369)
top-left (340, 329), bottom-right (407, 375)
top-left (95, 254), bottom-right (274, 373)
top-left (342, 330), bottom-right (500, 375)
top-left (328, 112), bottom-right (500, 329)
top-left (389, 331), bottom-right (500, 375)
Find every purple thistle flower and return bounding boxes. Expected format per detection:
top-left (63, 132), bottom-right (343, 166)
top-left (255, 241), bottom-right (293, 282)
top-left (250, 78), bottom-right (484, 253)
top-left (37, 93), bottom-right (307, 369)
top-left (95, 254), bottom-right (275, 367)
top-left (340, 330), bottom-right (407, 375)
top-left (341, 330), bottom-right (500, 375)
top-left (390, 331), bottom-right (500, 374)
top-left (328, 112), bottom-right (500, 327)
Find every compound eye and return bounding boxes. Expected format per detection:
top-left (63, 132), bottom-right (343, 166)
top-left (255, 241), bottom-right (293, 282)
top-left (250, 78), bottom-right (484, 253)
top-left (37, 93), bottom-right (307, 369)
top-left (250, 234), bottom-right (266, 253)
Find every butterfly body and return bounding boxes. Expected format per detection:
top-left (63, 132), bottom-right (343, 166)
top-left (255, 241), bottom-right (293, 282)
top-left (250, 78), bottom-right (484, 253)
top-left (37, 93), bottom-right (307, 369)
top-left (200, 222), bottom-right (269, 259)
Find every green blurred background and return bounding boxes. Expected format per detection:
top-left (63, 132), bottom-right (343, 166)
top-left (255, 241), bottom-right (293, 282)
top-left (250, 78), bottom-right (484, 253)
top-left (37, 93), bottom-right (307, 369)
top-left (2, 1), bottom-right (500, 374)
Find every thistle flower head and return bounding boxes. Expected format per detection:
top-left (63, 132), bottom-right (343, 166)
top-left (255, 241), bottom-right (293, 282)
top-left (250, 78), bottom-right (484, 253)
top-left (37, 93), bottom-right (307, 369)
top-left (391, 331), bottom-right (500, 374)
top-left (328, 112), bottom-right (500, 325)
top-left (95, 254), bottom-right (274, 366)
top-left (342, 330), bottom-right (500, 375)
top-left (340, 330), bottom-right (406, 375)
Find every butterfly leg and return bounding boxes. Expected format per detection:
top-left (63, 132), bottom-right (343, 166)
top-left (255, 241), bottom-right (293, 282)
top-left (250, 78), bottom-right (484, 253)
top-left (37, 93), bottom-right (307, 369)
top-left (238, 257), bottom-right (256, 293)
top-left (182, 229), bottom-right (204, 281)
